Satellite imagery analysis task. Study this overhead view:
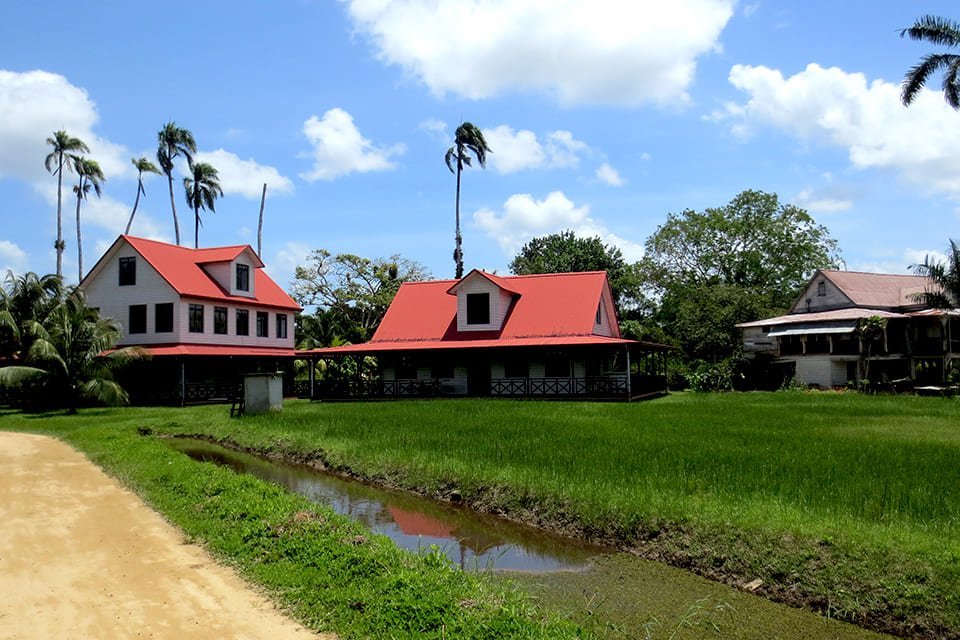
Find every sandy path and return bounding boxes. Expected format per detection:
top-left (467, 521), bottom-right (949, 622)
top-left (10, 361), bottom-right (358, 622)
top-left (0, 432), bottom-right (333, 640)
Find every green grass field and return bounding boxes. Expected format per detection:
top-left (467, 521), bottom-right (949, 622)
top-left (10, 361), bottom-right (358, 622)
top-left (3, 391), bottom-right (958, 637)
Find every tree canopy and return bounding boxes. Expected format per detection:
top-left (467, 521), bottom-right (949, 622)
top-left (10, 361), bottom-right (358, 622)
top-left (292, 250), bottom-right (430, 344)
top-left (643, 189), bottom-right (841, 309)
top-left (509, 230), bottom-right (644, 313)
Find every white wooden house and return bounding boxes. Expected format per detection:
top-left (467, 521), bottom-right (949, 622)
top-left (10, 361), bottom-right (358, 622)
top-left (80, 235), bottom-right (301, 403)
top-left (300, 269), bottom-right (669, 400)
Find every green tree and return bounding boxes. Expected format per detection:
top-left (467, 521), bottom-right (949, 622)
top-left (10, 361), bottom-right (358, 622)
top-left (292, 250), bottom-right (430, 343)
top-left (0, 291), bottom-right (142, 412)
top-left (644, 189), bottom-right (841, 309)
top-left (126, 157), bottom-right (161, 235)
top-left (445, 122), bottom-right (491, 279)
top-left (509, 230), bottom-right (645, 314)
top-left (0, 271), bottom-right (65, 361)
top-left (912, 239), bottom-right (960, 307)
top-left (44, 130), bottom-right (89, 278)
top-left (900, 15), bottom-right (960, 109)
top-left (157, 121), bottom-right (197, 246)
top-left (183, 161), bottom-right (223, 249)
top-left (72, 158), bottom-right (105, 283)
top-left (857, 316), bottom-right (888, 391)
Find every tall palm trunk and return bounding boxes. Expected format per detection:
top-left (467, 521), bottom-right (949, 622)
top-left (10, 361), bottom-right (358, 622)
top-left (454, 164), bottom-right (463, 279)
top-left (167, 173), bottom-right (181, 246)
top-left (125, 184), bottom-right (142, 235)
top-left (75, 181), bottom-right (84, 283)
top-left (56, 153), bottom-right (64, 278)
top-left (195, 204), bottom-right (200, 249)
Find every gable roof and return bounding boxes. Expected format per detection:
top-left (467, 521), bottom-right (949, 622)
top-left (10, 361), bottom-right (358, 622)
top-left (82, 235), bottom-right (300, 311)
top-left (816, 270), bottom-right (932, 309)
top-left (446, 269), bottom-right (521, 296)
top-left (374, 271), bottom-right (617, 344)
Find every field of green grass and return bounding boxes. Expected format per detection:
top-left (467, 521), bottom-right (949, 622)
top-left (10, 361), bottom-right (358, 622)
top-left (3, 391), bottom-right (958, 637)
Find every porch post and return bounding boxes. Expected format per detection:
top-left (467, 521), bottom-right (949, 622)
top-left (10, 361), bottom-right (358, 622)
top-left (308, 356), bottom-right (315, 399)
top-left (179, 359), bottom-right (186, 407)
top-left (625, 346), bottom-right (632, 400)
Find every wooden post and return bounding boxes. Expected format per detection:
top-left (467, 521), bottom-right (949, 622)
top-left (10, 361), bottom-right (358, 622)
top-left (308, 356), bottom-right (315, 399)
top-left (625, 346), bottom-right (632, 401)
top-left (179, 359), bottom-right (186, 407)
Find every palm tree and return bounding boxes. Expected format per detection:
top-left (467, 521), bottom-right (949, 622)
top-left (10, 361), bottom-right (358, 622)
top-left (125, 157), bottom-right (160, 235)
top-left (44, 130), bottom-right (89, 278)
top-left (444, 122), bottom-right (492, 279)
top-left (912, 239), bottom-right (960, 308)
top-left (0, 292), bottom-right (143, 413)
top-left (183, 161), bottom-right (223, 248)
top-left (900, 15), bottom-right (960, 109)
top-left (0, 270), bottom-right (65, 361)
top-left (72, 158), bottom-right (105, 283)
top-left (156, 121), bottom-right (197, 245)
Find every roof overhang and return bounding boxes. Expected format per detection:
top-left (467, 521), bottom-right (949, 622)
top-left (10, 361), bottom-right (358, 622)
top-left (129, 344), bottom-right (298, 358)
top-left (299, 335), bottom-right (671, 357)
top-left (767, 323), bottom-right (857, 337)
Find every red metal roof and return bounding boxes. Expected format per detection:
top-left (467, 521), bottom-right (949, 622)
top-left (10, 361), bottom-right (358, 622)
top-left (375, 271), bottom-right (615, 343)
top-left (301, 271), bottom-right (671, 356)
top-left (120, 236), bottom-right (300, 310)
top-left (135, 344), bottom-right (298, 357)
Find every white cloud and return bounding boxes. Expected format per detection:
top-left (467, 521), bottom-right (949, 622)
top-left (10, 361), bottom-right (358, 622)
top-left (194, 149), bottom-right (293, 199)
top-left (299, 108), bottom-right (405, 181)
top-left (418, 117), bottom-right (448, 143)
top-left (482, 126), bottom-right (590, 174)
top-left (0, 69), bottom-right (129, 184)
top-left (742, 2), bottom-right (760, 17)
top-left (345, 0), bottom-right (735, 106)
top-left (714, 63), bottom-right (960, 199)
top-left (854, 248), bottom-right (947, 275)
top-left (793, 188), bottom-right (852, 213)
top-left (595, 163), bottom-right (625, 187)
top-left (271, 241), bottom-right (311, 290)
top-left (472, 190), bottom-right (644, 260)
top-left (0, 240), bottom-right (28, 275)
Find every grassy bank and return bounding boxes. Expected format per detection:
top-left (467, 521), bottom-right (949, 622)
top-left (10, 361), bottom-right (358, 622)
top-left (4, 392), bottom-right (959, 637)
top-left (0, 409), bottom-right (579, 639)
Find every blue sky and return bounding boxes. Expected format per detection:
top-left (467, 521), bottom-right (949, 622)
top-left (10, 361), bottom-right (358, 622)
top-left (2, 1), bottom-right (959, 290)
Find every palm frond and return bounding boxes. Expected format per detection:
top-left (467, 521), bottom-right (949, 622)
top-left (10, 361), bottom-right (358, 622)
top-left (444, 147), bottom-right (457, 174)
top-left (943, 58), bottom-right (960, 109)
top-left (0, 365), bottom-right (48, 386)
top-left (901, 54), bottom-right (957, 105)
top-left (80, 378), bottom-right (130, 407)
top-left (900, 15), bottom-right (960, 47)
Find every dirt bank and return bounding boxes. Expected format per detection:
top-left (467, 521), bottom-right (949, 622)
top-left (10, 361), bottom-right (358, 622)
top-left (0, 431), bottom-right (330, 639)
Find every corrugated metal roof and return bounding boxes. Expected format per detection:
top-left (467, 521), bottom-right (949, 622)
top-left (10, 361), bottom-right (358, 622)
top-left (136, 344), bottom-right (297, 357)
top-left (738, 308), bottom-right (906, 328)
top-left (820, 270), bottom-right (933, 308)
top-left (768, 325), bottom-right (857, 337)
top-left (300, 335), bottom-right (666, 356)
top-left (373, 271), bottom-right (614, 343)
top-left (120, 236), bottom-right (300, 310)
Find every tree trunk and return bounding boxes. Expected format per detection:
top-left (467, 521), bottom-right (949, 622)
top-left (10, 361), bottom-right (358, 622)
top-left (454, 164), bottom-right (463, 279)
top-left (56, 153), bottom-right (64, 278)
top-left (195, 204), bottom-right (200, 249)
top-left (126, 178), bottom-right (142, 235)
top-left (167, 172), bottom-right (181, 245)
top-left (75, 182), bottom-right (84, 283)
top-left (257, 183), bottom-right (267, 257)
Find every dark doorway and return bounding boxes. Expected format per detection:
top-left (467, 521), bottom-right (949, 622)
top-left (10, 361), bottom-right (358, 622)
top-left (467, 358), bottom-right (491, 396)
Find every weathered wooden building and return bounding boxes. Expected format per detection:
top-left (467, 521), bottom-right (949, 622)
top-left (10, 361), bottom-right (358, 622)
top-left (739, 270), bottom-right (959, 388)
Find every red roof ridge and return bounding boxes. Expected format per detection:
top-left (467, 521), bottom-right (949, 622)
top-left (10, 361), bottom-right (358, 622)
top-left (820, 268), bottom-right (924, 279)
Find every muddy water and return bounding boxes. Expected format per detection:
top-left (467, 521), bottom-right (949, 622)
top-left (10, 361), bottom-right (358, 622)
top-left (169, 439), bottom-right (605, 572)
top-left (171, 439), bottom-right (889, 639)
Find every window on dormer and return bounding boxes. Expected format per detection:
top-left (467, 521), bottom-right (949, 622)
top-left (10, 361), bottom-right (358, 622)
top-left (466, 293), bottom-right (490, 325)
top-left (119, 257), bottom-right (136, 286)
top-left (236, 264), bottom-right (250, 291)
top-left (596, 303), bottom-right (602, 325)
top-left (817, 281), bottom-right (826, 296)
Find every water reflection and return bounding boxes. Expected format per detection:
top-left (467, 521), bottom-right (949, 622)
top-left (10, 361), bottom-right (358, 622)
top-left (170, 439), bottom-right (604, 572)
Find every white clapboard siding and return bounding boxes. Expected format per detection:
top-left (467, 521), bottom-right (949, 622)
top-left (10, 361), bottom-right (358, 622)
top-left (454, 275), bottom-right (515, 332)
top-left (178, 298), bottom-right (295, 348)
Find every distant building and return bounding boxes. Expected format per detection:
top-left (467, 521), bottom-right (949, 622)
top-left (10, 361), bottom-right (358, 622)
top-left (300, 269), bottom-right (670, 400)
top-left (739, 269), bottom-right (959, 388)
top-left (80, 235), bottom-right (300, 404)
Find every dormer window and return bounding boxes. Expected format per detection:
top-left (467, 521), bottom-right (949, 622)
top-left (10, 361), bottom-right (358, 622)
top-left (817, 281), bottom-right (826, 297)
top-left (466, 293), bottom-right (490, 325)
top-left (236, 264), bottom-right (250, 291)
top-left (119, 257), bottom-right (136, 286)
top-left (596, 303), bottom-right (602, 325)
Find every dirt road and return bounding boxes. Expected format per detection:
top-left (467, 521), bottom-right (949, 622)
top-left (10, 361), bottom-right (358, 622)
top-left (0, 431), bottom-right (331, 639)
